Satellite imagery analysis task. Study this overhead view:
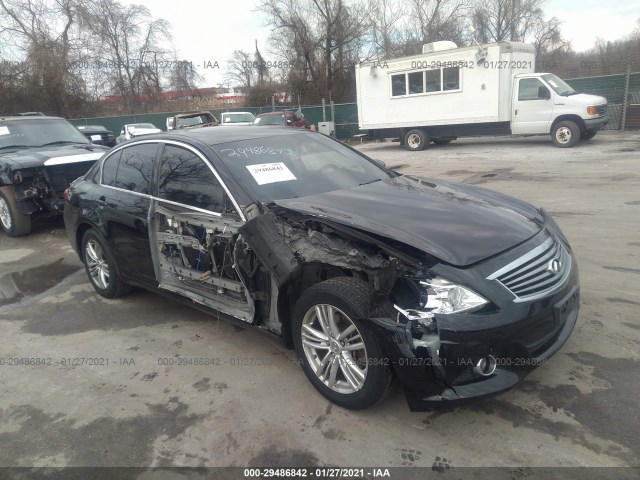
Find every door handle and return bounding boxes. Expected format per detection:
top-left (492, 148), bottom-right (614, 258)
top-left (96, 196), bottom-right (107, 206)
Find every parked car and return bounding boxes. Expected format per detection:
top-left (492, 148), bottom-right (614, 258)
top-left (0, 115), bottom-right (108, 236)
top-left (116, 123), bottom-right (162, 144)
top-left (220, 111), bottom-right (256, 126)
top-left (166, 112), bottom-right (219, 131)
top-left (76, 125), bottom-right (116, 147)
top-left (64, 126), bottom-right (579, 411)
top-left (252, 110), bottom-right (307, 128)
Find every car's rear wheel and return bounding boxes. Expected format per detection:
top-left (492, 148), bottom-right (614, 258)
top-left (552, 121), bottom-right (580, 147)
top-left (0, 186), bottom-right (32, 237)
top-left (81, 229), bottom-right (132, 298)
top-left (404, 129), bottom-right (428, 151)
top-left (292, 277), bottom-right (392, 410)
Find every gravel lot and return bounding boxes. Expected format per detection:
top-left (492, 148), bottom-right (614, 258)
top-left (0, 131), bottom-right (638, 472)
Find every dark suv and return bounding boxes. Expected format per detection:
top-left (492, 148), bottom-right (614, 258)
top-left (76, 125), bottom-right (116, 147)
top-left (0, 116), bottom-right (108, 236)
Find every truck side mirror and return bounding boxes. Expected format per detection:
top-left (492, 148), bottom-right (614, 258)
top-left (538, 86), bottom-right (551, 100)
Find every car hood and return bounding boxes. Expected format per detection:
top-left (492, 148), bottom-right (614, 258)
top-left (559, 93), bottom-right (607, 106)
top-left (0, 145), bottom-right (107, 169)
top-left (274, 175), bottom-right (544, 266)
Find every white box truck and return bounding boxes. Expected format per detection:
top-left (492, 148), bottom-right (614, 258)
top-left (355, 41), bottom-right (609, 150)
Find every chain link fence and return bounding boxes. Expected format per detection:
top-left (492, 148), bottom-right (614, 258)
top-left (70, 70), bottom-right (639, 140)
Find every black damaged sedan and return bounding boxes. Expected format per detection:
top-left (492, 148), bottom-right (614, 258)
top-left (63, 127), bottom-right (579, 411)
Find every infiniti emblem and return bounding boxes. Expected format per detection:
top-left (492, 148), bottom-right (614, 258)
top-left (547, 258), bottom-right (562, 275)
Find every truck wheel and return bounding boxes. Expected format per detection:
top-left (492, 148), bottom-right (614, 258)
top-left (292, 277), bottom-right (392, 410)
top-left (552, 121), bottom-right (580, 148)
top-left (404, 129), bottom-right (428, 151)
top-left (580, 130), bottom-right (597, 141)
top-left (0, 186), bottom-right (32, 237)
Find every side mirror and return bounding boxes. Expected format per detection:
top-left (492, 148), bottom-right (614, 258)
top-left (538, 86), bottom-right (551, 100)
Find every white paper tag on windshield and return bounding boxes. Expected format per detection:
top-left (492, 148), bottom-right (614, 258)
top-left (0, 126), bottom-right (10, 136)
top-left (246, 162), bottom-right (296, 185)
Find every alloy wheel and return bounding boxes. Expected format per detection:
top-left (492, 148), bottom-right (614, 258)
top-left (0, 196), bottom-right (11, 230)
top-left (85, 239), bottom-right (110, 290)
top-left (301, 304), bottom-right (368, 394)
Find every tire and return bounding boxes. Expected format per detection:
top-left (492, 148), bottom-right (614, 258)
top-left (404, 129), bottom-right (428, 151)
top-left (552, 121), bottom-right (580, 148)
top-left (292, 277), bottom-right (392, 410)
top-left (81, 229), bottom-right (132, 298)
top-left (581, 130), bottom-right (597, 141)
top-left (432, 137), bottom-right (456, 145)
top-left (0, 186), bottom-right (32, 237)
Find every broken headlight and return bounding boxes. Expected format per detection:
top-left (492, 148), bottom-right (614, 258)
top-left (419, 277), bottom-right (488, 314)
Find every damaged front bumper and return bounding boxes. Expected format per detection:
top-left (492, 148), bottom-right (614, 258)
top-left (368, 232), bottom-right (580, 411)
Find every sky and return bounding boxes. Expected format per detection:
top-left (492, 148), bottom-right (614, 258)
top-left (125, 0), bottom-right (640, 88)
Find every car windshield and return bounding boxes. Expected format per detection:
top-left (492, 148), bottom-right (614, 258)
top-left (0, 118), bottom-right (90, 150)
top-left (542, 74), bottom-right (576, 96)
top-left (177, 115), bottom-right (213, 128)
top-left (253, 114), bottom-right (285, 126)
top-left (212, 133), bottom-right (393, 203)
top-left (131, 123), bottom-right (156, 129)
top-left (223, 113), bottom-right (255, 123)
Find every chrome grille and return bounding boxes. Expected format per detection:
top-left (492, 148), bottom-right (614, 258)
top-left (487, 236), bottom-right (571, 302)
top-left (596, 104), bottom-right (607, 116)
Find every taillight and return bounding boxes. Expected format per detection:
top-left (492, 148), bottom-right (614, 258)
top-left (63, 188), bottom-right (69, 202)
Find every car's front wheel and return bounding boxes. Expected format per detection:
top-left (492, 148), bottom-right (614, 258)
top-left (81, 229), bottom-right (132, 298)
top-left (0, 186), bottom-right (31, 237)
top-left (552, 121), bottom-right (580, 147)
top-left (292, 277), bottom-right (392, 410)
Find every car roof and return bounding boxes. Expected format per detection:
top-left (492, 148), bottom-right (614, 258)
top-left (142, 125), bottom-right (310, 146)
top-left (77, 125), bottom-right (108, 130)
top-left (0, 115), bottom-right (64, 121)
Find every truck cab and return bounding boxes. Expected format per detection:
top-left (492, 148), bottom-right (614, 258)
top-left (511, 73), bottom-right (608, 146)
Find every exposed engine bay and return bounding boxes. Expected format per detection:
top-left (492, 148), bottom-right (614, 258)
top-left (12, 165), bottom-right (90, 214)
top-left (148, 201), bottom-right (447, 349)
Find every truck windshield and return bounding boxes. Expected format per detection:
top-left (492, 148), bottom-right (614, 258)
top-left (542, 74), bottom-right (576, 96)
top-left (212, 133), bottom-right (394, 203)
top-left (0, 118), bottom-right (90, 150)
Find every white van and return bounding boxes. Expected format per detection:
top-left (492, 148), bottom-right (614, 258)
top-left (355, 41), bottom-right (608, 149)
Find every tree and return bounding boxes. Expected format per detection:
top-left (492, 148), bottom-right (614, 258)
top-left (77, 0), bottom-right (172, 111)
top-left (407, 0), bottom-right (471, 46)
top-left (258, 0), bottom-right (368, 103)
top-left (367, 0), bottom-right (405, 58)
top-left (0, 0), bottom-right (84, 114)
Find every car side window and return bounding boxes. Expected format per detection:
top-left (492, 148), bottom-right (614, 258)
top-left (158, 145), bottom-right (228, 213)
top-left (518, 78), bottom-right (545, 101)
top-left (101, 149), bottom-right (121, 187)
top-left (101, 144), bottom-right (156, 194)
